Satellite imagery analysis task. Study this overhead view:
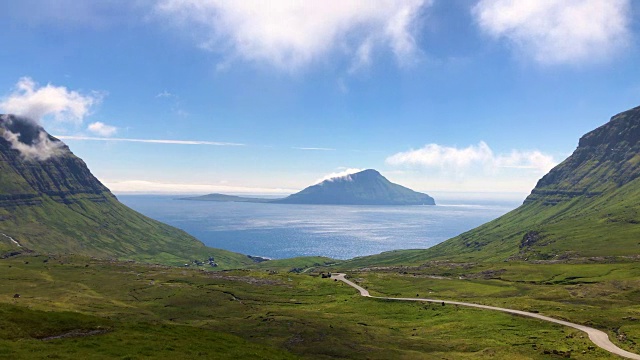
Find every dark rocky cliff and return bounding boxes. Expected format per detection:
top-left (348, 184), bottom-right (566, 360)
top-left (0, 115), bottom-right (112, 207)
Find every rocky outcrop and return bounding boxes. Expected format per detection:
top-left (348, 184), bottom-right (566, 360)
top-left (0, 194), bottom-right (42, 207)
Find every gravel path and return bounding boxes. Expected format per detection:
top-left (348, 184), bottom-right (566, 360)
top-left (332, 273), bottom-right (640, 360)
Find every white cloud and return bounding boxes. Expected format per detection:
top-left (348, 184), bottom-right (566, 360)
top-left (388, 142), bottom-right (494, 170)
top-left (154, 0), bottom-right (431, 71)
top-left (0, 114), bottom-right (68, 161)
top-left (315, 168), bottom-right (364, 184)
top-left (386, 141), bottom-right (556, 174)
top-left (494, 149), bottom-right (557, 171)
top-left (87, 121), bottom-right (117, 137)
top-left (3, 131), bottom-right (65, 161)
top-left (384, 143), bottom-right (558, 194)
top-left (1, 125), bottom-right (65, 161)
top-left (104, 180), bottom-right (295, 195)
top-left (55, 135), bottom-right (244, 146)
top-left (473, 0), bottom-right (631, 65)
top-left (0, 77), bottom-right (100, 124)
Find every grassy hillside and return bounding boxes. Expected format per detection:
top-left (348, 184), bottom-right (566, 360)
top-left (349, 105), bottom-right (640, 266)
top-left (423, 176), bottom-right (640, 262)
top-left (0, 196), bottom-right (253, 268)
top-left (0, 115), bottom-right (253, 268)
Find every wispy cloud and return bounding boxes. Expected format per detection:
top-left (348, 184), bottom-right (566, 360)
top-left (473, 0), bottom-right (632, 65)
top-left (383, 142), bottom-right (558, 194)
top-left (104, 180), bottom-right (295, 195)
top-left (154, 0), bottom-right (431, 71)
top-left (55, 135), bottom-right (244, 146)
top-left (315, 168), bottom-right (364, 184)
top-left (386, 141), bottom-right (556, 174)
top-left (155, 89), bottom-right (189, 117)
top-left (156, 90), bottom-right (174, 98)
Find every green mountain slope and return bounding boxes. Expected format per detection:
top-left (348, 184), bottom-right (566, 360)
top-left (349, 105), bottom-right (640, 265)
top-left (276, 169), bottom-right (435, 205)
top-left (0, 114), bottom-right (252, 267)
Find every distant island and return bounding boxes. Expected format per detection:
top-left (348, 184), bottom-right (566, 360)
top-left (181, 169), bottom-right (435, 206)
top-left (183, 193), bottom-right (272, 203)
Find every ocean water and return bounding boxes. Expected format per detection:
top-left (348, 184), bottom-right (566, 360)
top-left (118, 195), bottom-right (519, 260)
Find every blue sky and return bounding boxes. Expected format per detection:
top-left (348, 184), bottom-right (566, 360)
top-left (1, 0), bottom-right (639, 200)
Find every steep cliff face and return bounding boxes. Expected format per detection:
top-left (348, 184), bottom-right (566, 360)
top-left (275, 169), bottom-right (435, 205)
top-left (0, 115), bottom-right (251, 267)
top-left (526, 105), bottom-right (640, 205)
top-left (0, 115), bottom-right (111, 207)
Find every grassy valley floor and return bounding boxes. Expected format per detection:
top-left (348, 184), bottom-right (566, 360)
top-left (331, 260), bottom-right (640, 358)
top-left (1, 253), bottom-right (637, 359)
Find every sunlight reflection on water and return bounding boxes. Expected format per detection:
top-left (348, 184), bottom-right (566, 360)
top-left (119, 196), bottom-right (518, 260)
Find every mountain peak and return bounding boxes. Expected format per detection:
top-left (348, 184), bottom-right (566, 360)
top-left (578, 105), bottom-right (640, 148)
top-left (349, 169), bottom-right (381, 179)
top-left (1, 114), bottom-right (42, 145)
top-left (278, 169), bottom-right (435, 205)
top-left (356, 169), bottom-right (381, 176)
top-left (0, 114), bottom-right (109, 202)
top-left (0, 114), bottom-right (69, 161)
top-left (323, 169), bottom-right (380, 183)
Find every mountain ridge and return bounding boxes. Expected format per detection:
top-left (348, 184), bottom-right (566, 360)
top-left (346, 105), bottom-right (640, 265)
top-left (427, 104), bottom-right (640, 262)
top-left (0, 114), bottom-right (253, 267)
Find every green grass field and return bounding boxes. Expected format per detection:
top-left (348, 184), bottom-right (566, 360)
top-left (0, 196), bottom-right (256, 269)
top-left (333, 261), bottom-right (640, 357)
top-left (1, 253), bottom-right (635, 359)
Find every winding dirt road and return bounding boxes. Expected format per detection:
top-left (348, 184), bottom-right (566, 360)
top-left (331, 273), bottom-right (640, 360)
